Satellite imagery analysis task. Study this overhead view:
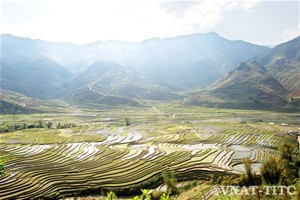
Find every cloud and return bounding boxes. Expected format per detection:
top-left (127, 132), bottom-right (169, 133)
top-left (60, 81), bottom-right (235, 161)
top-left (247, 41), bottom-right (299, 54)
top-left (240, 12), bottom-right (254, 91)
top-left (1, 0), bottom-right (259, 44)
top-left (159, 1), bottom-right (202, 18)
top-left (156, 0), bottom-right (259, 35)
top-left (224, 0), bottom-right (258, 12)
top-left (279, 24), bottom-right (300, 41)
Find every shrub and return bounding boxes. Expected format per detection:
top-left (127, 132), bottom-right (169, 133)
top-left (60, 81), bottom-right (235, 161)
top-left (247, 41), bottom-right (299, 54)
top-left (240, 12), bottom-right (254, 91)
top-left (239, 158), bottom-right (256, 186)
top-left (106, 191), bottom-right (117, 200)
top-left (152, 190), bottom-right (163, 200)
top-left (279, 142), bottom-right (300, 185)
top-left (160, 193), bottom-right (173, 200)
top-left (162, 170), bottom-right (178, 195)
top-left (260, 156), bottom-right (282, 185)
top-left (134, 189), bottom-right (153, 200)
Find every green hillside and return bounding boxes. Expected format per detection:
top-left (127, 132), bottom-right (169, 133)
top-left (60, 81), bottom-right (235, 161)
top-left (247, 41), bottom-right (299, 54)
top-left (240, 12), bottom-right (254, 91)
top-left (187, 36), bottom-right (300, 111)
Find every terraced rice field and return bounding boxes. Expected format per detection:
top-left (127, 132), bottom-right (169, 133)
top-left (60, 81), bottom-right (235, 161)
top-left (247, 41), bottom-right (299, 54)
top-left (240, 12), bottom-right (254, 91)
top-left (0, 121), bottom-right (297, 199)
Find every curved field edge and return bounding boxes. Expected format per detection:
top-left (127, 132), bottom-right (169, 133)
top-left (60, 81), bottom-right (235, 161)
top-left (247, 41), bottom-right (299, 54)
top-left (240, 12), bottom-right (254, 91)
top-left (0, 121), bottom-right (299, 199)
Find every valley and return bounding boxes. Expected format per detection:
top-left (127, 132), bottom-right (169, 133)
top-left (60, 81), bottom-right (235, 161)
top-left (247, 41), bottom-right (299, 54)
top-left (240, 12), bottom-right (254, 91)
top-left (1, 0), bottom-right (300, 199)
top-left (0, 33), bottom-right (299, 199)
top-left (0, 102), bottom-right (299, 199)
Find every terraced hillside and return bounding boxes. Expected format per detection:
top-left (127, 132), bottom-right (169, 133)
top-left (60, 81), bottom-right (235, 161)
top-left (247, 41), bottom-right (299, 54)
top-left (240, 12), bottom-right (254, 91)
top-left (0, 121), bottom-right (298, 199)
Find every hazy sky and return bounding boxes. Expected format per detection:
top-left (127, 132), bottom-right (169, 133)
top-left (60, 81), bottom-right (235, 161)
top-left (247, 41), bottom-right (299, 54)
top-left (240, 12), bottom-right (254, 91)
top-left (1, 0), bottom-right (299, 45)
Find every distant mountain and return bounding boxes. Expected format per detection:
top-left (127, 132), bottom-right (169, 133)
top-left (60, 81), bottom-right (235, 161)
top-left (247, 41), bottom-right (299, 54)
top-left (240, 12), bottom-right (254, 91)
top-left (255, 36), bottom-right (300, 93)
top-left (1, 34), bottom-right (78, 65)
top-left (187, 36), bottom-right (300, 111)
top-left (1, 33), bottom-right (269, 88)
top-left (1, 33), bottom-right (299, 111)
top-left (137, 33), bottom-right (270, 89)
top-left (62, 32), bottom-right (270, 89)
top-left (1, 33), bottom-right (273, 107)
top-left (0, 90), bottom-right (69, 114)
top-left (64, 61), bottom-right (178, 107)
top-left (0, 56), bottom-right (73, 99)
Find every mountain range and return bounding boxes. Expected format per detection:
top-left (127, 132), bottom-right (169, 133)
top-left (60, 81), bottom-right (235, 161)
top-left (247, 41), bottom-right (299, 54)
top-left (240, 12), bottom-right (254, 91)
top-left (0, 33), bottom-right (299, 112)
top-left (187, 36), bottom-right (300, 110)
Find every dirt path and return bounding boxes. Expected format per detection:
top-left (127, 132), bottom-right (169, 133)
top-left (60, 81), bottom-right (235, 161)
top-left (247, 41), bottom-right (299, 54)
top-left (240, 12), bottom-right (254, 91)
top-left (152, 106), bottom-right (162, 114)
top-left (133, 99), bottom-right (146, 106)
top-left (88, 79), bottom-right (107, 96)
top-left (181, 97), bottom-right (186, 105)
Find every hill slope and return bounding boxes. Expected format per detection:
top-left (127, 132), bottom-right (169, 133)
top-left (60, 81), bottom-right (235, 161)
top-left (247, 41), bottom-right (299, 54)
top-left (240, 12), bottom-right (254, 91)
top-left (63, 32), bottom-right (269, 89)
top-left (1, 33), bottom-right (269, 93)
top-left (0, 90), bottom-right (70, 114)
top-left (187, 36), bottom-right (300, 110)
top-left (1, 56), bottom-right (73, 99)
top-left (255, 36), bottom-right (300, 93)
top-left (64, 61), bottom-right (178, 107)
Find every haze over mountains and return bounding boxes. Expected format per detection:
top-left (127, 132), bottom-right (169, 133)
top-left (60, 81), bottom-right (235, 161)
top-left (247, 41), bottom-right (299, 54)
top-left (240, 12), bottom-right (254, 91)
top-left (188, 36), bottom-right (300, 110)
top-left (0, 33), bottom-right (299, 111)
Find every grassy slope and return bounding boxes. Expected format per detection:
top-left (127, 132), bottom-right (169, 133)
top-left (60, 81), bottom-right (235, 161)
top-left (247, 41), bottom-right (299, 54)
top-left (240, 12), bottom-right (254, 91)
top-left (186, 62), bottom-right (299, 111)
top-left (186, 36), bottom-right (300, 111)
top-left (0, 90), bottom-right (72, 114)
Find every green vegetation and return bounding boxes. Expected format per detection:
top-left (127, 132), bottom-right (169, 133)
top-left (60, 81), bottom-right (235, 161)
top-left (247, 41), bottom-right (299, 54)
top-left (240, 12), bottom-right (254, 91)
top-left (0, 105), bottom-right (299, 199)
top-left (106, 191), bottom-right (117, 200)
top-left (133, 189), bottom-right (152, 200)
top-left (261, 157), bottom-right (282, 185)
top-left (279, 142), bottom-right (300, 185)
top-left (187, 37), bottom-right (300, 111)
top-left (125, 117), bottom-right (131, 126)
top-left (1, 30), bottom-right (299, 200)
top-left (261, 141), bottom-right (300, 185)
top-left (162, 171), bottom-right (178, 195)
top-left (239, 158), bottom-right (258, 186)
top-left (0, 157), bottom-right (5, 176)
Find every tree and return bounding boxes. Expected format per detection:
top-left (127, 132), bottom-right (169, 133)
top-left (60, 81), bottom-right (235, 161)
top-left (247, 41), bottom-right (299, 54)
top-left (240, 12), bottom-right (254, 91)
top-left (125, 117), bottom-right (131, 126)
top-left (260, 156), bottom-right (282, 185)
top-left (162, 170), bottom-right (178, 195)
top-left (73, 193), bottom-right (78, 200)
top-left (260, 141), bottom-right (300, 186)
top-left (279, 141), bottom-right (300, 184)
top-left (38, 120), bottom-right (43, 128)
top-left (239, 158), bottom-right (256, 186)
top-left (22, 123), bottom-right (27, 130)
top-left (280, 142), bottom-right (294, 162)
top-left (47, 121), bottom-right (53, 129)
